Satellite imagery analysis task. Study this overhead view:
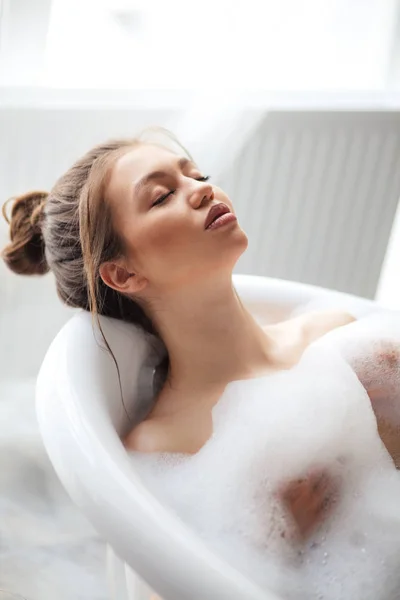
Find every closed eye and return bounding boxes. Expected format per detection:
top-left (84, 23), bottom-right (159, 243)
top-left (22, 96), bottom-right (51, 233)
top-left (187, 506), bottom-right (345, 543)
top-left (151, 190), bottom-right (174, 207)
top-left (151, 175), bottom-right (211, 207)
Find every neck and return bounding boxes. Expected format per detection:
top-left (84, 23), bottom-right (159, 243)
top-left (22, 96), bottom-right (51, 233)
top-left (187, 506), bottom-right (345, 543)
top-left (148, 274), bottom-right (274, 393)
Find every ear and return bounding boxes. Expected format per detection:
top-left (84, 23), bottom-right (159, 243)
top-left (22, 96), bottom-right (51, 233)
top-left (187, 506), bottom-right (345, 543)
top-left (99, 260), bottom-right (148, 295)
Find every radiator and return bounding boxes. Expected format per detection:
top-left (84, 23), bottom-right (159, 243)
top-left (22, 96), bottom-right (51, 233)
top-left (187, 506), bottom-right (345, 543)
top-left (220, 111), bottom-right (400, 299)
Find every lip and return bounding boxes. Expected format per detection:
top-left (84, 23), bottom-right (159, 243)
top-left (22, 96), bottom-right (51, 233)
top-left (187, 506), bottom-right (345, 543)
top-left (204, 203), bottom-right (231, 229)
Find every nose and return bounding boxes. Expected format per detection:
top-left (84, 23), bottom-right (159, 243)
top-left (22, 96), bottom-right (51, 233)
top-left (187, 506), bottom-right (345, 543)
top-left (189, 180), bottom-right (214, 209)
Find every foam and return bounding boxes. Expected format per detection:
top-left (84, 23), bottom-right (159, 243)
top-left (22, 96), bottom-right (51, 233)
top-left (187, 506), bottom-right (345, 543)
top-left (131, 313), bottom-right (400, 599)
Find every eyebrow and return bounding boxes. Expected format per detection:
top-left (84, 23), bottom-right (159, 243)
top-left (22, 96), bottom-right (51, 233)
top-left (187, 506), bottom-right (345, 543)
top-left (133, 157), bottom-right (195, 198)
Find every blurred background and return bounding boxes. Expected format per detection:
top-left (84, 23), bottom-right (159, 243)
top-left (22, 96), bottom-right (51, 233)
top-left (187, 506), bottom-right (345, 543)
top-left (1, 0), bottom-right (400, 598)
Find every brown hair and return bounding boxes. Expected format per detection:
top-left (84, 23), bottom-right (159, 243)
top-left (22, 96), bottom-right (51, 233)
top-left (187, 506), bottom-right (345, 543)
top-left (1, 128), bottom-right (191, 339)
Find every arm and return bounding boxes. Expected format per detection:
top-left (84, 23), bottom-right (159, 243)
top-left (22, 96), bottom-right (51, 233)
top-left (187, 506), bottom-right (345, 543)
top-left (314, 313), bottom-right (400, 468)
top-left (276, 313), bottom-right (400, 538)
top-left (350, 341), bottom-right (400, 468)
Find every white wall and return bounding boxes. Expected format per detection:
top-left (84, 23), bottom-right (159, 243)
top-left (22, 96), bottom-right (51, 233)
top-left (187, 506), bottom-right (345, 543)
top-left (376, 202), bottom-right (400, 308)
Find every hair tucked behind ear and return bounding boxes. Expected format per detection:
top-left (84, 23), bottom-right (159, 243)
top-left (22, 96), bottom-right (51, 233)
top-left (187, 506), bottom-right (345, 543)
top-left (1, 128), bottom-right (193, 416)
top-left (2, 191), bottom-right (49, 275)
top-left (1, 127), bottom-right (192, 337)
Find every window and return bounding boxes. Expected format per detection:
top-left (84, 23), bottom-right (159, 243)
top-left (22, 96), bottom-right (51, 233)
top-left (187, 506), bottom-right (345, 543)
top-left (1, 0), bottom-right (399, 90)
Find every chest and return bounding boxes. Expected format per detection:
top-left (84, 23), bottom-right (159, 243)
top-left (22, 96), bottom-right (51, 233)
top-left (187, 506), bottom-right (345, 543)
top-left (157, 390), bottom-right (223, 454)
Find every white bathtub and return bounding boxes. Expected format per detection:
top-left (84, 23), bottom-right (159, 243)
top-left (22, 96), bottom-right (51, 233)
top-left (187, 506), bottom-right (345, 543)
top-left (35, 274), bottom-right (381, 600)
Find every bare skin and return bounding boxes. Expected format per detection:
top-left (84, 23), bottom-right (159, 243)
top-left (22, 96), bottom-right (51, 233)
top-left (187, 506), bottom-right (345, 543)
top-left (125, 309), bottom-right (356, 455)
top-left (97, 142), bottom-right (399, 546)
top-left (124, 309), bottom-right (400, 540)
top-left (125, 308), bottom-right (355, 540)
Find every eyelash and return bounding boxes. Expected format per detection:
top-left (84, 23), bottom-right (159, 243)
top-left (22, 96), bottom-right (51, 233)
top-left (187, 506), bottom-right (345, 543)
top-left (151, 175), bottom-right (211, 207)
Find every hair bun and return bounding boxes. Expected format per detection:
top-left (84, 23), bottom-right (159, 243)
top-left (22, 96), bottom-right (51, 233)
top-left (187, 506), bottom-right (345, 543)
top-left (1, 191), bottom-right (49, 275)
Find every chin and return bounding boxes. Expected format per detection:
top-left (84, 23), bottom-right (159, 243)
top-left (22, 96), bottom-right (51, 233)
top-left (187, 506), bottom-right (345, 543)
top-left (218, 227), bottom-right (249, 268)
top-left (232, 224), bottom-right (249, 252)
top-left (239, 225), bottom-right (249, 245)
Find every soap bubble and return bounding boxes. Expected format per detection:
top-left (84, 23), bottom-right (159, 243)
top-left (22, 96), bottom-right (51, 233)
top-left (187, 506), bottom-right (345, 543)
top-left (132, 313), bottom-right (400, 599)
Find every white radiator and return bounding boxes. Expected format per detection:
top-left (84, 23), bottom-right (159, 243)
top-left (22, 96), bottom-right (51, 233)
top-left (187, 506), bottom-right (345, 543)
top-left (222, 111), bottom-right (400, 299)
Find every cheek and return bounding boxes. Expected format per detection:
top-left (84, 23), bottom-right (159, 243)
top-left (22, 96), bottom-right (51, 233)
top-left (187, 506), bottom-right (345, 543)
top-left (135, 215), bottom-right (198, 270)
top-left (146, 217), bottom-right (179, 247)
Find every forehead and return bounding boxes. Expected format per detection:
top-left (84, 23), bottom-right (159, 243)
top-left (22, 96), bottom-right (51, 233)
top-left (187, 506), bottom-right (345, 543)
top-left (112, 144), bottom-right (179, 184)
top-left (107, 144), bottom-right (180, 207)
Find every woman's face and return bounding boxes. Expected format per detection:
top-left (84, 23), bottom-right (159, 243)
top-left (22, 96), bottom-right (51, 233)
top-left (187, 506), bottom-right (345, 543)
top-left (106, 143), bottom-right (248, 292)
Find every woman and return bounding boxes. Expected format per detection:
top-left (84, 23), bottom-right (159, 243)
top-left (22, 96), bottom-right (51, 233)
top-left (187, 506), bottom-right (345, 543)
top-left (2, 128), bottom-right (397, 545)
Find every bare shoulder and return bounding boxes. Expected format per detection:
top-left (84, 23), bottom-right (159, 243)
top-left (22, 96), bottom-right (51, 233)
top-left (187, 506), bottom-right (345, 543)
top-left (124, 419), bottom-right (174, 453)
top-left (263, 309), bottom-right (355, 362)
top-left (294, 309), bottom-right (356, 345)
top-left (124, 414), bottom-right (205, 455)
